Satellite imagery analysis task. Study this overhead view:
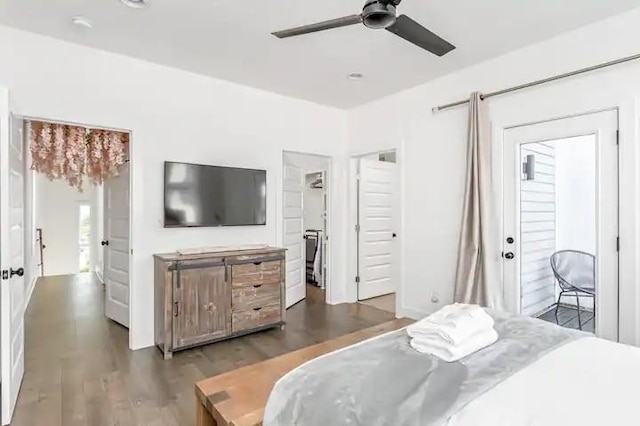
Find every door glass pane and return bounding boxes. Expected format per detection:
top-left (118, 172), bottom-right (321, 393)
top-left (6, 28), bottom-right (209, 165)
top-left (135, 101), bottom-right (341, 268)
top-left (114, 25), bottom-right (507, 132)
top-left (519, 136), bottom-right (597, 334)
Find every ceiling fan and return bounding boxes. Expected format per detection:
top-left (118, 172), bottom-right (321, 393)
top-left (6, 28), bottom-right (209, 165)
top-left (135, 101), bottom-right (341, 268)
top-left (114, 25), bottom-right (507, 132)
top-left (272, 0), bottom-right (455, 57)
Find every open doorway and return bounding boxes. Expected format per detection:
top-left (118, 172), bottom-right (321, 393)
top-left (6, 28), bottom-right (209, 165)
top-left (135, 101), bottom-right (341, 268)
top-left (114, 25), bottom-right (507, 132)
top-left (282, 151), bottom-right (332, 308)
top-left (502, 110), bottom-right (618, 340)
top-left (353, 150), bottom-right (399, 315)
top-left (26, 119), bottom-right (132, 329)
top-left (35, 178), bottom-right (102, 278)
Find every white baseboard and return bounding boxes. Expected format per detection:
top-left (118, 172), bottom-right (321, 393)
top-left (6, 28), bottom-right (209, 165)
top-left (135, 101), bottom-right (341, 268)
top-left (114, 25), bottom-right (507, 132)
top-left (397, 305), bottom-right (429, 320)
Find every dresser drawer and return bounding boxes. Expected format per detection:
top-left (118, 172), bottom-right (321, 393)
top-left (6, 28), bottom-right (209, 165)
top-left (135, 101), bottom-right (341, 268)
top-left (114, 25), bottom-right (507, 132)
top-left (232, 303), bottom-right (281, 333)
top-left (232, 283), bottom-right (280, 312)
top-left (232, 260), bottom-right (281, 287)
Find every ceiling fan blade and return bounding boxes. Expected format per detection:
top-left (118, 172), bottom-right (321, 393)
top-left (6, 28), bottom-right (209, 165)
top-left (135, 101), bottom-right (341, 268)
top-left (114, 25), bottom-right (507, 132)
top-left (386, 15), bottom-right (455, 56)
top-left (272, 14), bottom-right (362, 39)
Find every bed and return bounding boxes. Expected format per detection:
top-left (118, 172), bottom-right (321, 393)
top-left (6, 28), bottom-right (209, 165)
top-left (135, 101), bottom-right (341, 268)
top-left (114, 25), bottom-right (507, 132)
top-left (195, 312), bottom-right (640, 426)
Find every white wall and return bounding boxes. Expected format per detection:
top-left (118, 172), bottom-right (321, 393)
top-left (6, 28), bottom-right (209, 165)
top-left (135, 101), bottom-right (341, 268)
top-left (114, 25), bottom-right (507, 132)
top-left (0, 25), bottom-right (348, 349)
top-left (554, 136), bottom-right (597, 254)
top-left (553, 136), bottom-right (597, 310)
top-left (348, 8), bottom-right (640, 344)
top-left (35, 176), bottom-right (93, 276)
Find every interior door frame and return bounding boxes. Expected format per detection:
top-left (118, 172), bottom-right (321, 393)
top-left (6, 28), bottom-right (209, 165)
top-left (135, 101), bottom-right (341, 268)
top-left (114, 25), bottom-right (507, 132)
top-left (303, 168), bottom-right (328, 289)
top-left (103, 160), bottom-right (131, 327)
top-left (20, 115), bottom-right (134, 342)
top-left (348, 147), bottom-right (403, 314)
top-left (500, 109), bottom-right (619, 340)
top-left (279, 151), bottom-right (333, 305)
top-left (0, 87), bottom-right (25, 425)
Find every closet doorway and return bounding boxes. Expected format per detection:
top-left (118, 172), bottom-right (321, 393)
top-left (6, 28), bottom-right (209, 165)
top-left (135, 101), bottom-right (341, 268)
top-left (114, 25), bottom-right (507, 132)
top-left (282, 152), bottom-right (332, 308)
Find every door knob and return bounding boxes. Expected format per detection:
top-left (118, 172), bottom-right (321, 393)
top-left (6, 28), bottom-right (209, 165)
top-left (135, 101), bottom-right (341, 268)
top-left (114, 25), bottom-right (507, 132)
top-left (504, 252), bottom-right (515, 260)
top-left (10, 267), bottom-right (24, 277)
top-left (101, 240), bottom-right (109, 246)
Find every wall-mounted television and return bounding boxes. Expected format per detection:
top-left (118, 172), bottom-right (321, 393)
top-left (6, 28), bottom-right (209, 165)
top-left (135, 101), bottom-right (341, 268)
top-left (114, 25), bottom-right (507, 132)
top-left (164, 161), bottom-right (267, 227)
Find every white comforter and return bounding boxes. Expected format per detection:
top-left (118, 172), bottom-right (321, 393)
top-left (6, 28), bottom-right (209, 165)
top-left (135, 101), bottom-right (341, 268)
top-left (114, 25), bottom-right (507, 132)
top-left (449, 337), bottom-right (640, 426)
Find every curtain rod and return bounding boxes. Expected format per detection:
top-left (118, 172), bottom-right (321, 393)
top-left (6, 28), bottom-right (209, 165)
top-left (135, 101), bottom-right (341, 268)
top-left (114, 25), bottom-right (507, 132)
top-left (432, 52), bottom-right (640, 113)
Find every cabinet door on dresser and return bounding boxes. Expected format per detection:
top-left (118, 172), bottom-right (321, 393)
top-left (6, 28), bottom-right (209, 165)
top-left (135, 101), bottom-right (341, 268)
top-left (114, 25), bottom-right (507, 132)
top-left (173, 263), bottom-right (230, 349)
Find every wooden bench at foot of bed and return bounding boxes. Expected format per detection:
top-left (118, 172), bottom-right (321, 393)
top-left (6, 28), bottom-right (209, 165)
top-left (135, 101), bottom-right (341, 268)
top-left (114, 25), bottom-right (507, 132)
top-left (195, 318), bottom-right (413, 426)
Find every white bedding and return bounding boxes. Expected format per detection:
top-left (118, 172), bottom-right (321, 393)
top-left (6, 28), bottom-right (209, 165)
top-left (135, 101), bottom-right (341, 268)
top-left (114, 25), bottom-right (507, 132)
top-left (449, 337), bottom-right (640, 426)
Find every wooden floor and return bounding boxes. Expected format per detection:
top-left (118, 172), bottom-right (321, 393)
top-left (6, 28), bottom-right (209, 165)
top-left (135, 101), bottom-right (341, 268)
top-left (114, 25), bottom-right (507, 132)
top-left (359, 293), bottom-right (396, 314)
top-left (537, 305), bottom-right (595, 333)
top-left (12, 273), bottom-right (395, 426)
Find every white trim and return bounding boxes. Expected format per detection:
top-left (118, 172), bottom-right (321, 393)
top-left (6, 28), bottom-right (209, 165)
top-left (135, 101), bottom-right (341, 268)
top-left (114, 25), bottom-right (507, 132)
top-left (492, 97), bottom-right (638, 345)
top-left (397, 305), bottom-right (428, 321)
top-left (279, 151), bottom-right (335, 305)
top-left (19, 114), bottom-right (135, 348)
top-left (348, 146), bottom-right (404, 316)
top-left (24, 276), bottom-right (37, 311)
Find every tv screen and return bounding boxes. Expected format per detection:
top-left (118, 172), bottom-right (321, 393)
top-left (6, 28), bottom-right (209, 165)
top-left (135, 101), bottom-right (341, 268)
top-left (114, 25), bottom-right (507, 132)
top-left (164, 162), bottom-right (266, 227)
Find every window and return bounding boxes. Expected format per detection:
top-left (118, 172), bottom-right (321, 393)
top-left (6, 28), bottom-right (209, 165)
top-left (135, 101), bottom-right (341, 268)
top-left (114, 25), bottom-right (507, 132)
top-left (79, 204), bottom-right (91, 273)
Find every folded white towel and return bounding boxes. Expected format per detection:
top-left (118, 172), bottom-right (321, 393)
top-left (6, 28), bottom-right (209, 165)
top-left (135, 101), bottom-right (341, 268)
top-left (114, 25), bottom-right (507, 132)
top-left (407, 304), bottom-right (494, 346)
top-left (409, 328), bottom-right (499, 362)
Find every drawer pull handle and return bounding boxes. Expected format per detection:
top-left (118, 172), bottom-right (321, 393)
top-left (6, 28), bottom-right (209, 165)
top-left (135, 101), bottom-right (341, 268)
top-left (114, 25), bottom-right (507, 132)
top-left (253, 261), bottom-right (263, 266)
top-left (253, 307), bottom-right (263, 311)
top-left (253, 285), bottom-right (262, 289)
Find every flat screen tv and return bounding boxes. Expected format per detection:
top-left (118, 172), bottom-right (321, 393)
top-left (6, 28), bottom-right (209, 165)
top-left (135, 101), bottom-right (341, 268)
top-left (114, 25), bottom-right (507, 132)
top-left (164, 161), bottom-right (266, 227)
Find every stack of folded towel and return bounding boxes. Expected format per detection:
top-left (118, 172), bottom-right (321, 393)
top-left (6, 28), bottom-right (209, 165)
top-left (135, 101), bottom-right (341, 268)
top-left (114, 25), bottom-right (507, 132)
top-left (407, 303), bottom-right (498, 362)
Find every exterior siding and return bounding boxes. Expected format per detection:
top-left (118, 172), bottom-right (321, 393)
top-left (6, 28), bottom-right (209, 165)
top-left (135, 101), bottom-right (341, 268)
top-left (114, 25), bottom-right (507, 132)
top-left (520, 142), bottom-right (556, 316)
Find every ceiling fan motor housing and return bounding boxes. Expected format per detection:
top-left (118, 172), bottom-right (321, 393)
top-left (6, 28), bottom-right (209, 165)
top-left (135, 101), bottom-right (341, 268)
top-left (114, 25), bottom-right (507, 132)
top-left (362, 0), bottom-right (397, 29)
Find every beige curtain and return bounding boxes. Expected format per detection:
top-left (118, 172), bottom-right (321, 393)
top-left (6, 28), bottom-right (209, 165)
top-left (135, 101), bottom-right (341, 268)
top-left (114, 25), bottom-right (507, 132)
top-left (453, 92), bottom-right (503, 309)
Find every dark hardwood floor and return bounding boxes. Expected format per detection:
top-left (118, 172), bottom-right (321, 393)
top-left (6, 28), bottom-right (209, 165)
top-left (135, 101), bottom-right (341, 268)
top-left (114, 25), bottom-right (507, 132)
top-left (537, 305), bottom-right (595, 333)
top-left (12, 273), bottom-right (395, 426)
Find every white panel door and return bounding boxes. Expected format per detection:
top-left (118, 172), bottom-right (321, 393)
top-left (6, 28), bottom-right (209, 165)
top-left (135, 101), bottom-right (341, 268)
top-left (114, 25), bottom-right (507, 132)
top-left (503, 110), bottom-right (618, 340)
top-left (0, 94), bottom-right (25, 425)
top-left (283, 161), bottom-right (305, 308)
top-left (357, 159), bottom-right (398, 300)
top-left (94, 185), bottom-right (105, 283)
top-left (104, 162), bottom-right (130, 327)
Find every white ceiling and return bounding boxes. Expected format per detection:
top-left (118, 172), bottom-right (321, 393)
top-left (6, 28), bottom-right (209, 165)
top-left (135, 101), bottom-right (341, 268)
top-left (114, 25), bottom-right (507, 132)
top-left (1, 0), bottom-right (639, 108)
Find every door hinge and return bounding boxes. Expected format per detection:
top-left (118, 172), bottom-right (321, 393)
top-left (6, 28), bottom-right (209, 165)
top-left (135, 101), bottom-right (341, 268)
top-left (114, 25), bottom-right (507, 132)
top-left (355, 224), bottom-right (360, 232)
top-left (355, 276), bottom-right (360, 283)
top-left (616, 130), bottom-right (620, 146)
top-left (616, 236), bottom-right (620, 252)
top-left (173, 302), bottom-right (179, 317)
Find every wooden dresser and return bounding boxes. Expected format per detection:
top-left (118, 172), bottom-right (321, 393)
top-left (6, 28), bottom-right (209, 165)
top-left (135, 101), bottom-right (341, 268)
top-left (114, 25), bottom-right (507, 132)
top-left (153, 246), bottom-right (286, 359)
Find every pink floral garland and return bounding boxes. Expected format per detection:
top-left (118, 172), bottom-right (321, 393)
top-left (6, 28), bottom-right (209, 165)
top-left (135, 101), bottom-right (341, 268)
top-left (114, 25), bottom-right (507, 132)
top-left (28, 121), bottom-right (128, 191)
